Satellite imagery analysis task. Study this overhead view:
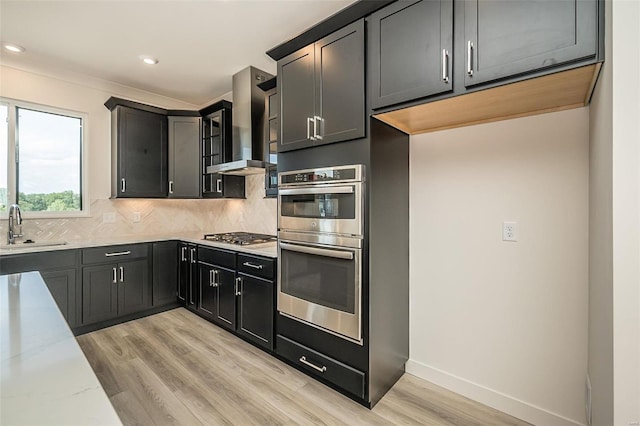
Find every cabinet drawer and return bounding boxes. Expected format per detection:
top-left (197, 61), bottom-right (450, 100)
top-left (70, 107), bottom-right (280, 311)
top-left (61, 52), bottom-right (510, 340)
top-left (276, 335), bottom-right (365, 399)
top-left (0, 249), bottom-right (77, 275)
top-left (198, 246), bottom-right (235, 269)
top-left (237, 254), bottom-right (275, 280)
top-left (82, 244), bottom-right (148, 265)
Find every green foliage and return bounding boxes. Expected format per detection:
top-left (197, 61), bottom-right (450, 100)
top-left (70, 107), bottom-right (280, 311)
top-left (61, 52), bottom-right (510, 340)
top-left (18, 190), bottom-right (80, 212)
top-left (0, 187), bottom-right (7, 211)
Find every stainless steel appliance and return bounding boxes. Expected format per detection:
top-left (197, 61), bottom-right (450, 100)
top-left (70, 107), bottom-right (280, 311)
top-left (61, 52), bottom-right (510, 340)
top-left (277, 165), bottom-right (365, 344)
top-left (203, 232), bottom-right (276, 245)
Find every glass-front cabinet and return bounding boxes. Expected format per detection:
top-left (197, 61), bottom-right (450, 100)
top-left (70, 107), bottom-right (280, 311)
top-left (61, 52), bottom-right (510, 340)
top-left (260, 77), bottom-right (278, 197)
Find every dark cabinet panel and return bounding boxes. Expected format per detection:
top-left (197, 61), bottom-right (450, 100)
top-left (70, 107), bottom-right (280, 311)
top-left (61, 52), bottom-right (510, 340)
top-left (203, 174), bottom-right (245, 199)
top-left (114, 106), bottom-right (168, 198)
top-left (237, 275), bottom-right (273, 350)
top-left (197, 263), bottom-right (217, 319)
top-left (82, 264), bottom-right (119, 325)
top-left (464, 0), bottom-right (598, 87)
top-left (279, 44), bottom-right (316, 152)
top-left (215, 267), bottom-right (237, 330)
top-left (118, 259), bottom-right (151, 316)
top-left (40, 269), bottom-right (78, 328)
top-left (178, 243), bottom-right (190, 304)
top-left (184, 245), bottom-right (198, 309)
top-left (152, 241), bottom-right (178, 306)
top-left (369, 0), bottom-right (453, 109)
top-left (168, 116), bottom-right (201, 198)
top-left (314, 19), bottom-right (365, 144)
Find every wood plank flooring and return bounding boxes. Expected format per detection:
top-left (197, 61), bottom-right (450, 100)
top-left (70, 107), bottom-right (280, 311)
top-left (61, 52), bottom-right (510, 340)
top-left (77, 308), bottom-right (530, 426)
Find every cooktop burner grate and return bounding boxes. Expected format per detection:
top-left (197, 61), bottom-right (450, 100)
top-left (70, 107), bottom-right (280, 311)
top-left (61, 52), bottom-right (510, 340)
top-left (202, 232), bottom-right (276, 245)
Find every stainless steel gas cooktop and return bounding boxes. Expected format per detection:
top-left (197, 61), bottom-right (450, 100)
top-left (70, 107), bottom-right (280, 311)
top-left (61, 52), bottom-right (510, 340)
top-left (202, 232), bottom-right (276, 246)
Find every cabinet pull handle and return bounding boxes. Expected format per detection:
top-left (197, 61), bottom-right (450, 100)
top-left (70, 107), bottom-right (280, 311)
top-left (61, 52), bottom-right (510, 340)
top-left (307, 117), bottom-right (315, 141)
top-left (169, 180), bottom-right (174, 194)
top-left (181, 246), bottom-right (186, 262)
top-left (214, 270), bottom-right (219, 287)
top-left (105, 251), bottom-right (131, 257)
top-left (112, 267), bottom-right (117, 284)
top-left (190, 248), bottom-right (196, 264)
top-left (313, 116), bottom-right (323, 140)
top-left (209, 269), bottom-right (214, 286)
top-left (467, 41), bottom-right (474, 76)
top-left (299, 356), bottom-right (327, 373)
top-left (242, 261), bottom-right (263, 270)
top-left (442, 49), bottom-right (449, 83)
top-left (119, 266), bottom-right (124, 283)
top-left (121, 178), bottom-right (126, 193)
top-left (216, 178), bottom-right (223, 194)
top-left (235, 277), bottom-right (242, 296)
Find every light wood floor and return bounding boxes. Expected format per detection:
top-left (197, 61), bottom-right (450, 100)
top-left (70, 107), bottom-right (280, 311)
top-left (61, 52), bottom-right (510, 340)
top-left (77, 308), bottom-right (530, 426)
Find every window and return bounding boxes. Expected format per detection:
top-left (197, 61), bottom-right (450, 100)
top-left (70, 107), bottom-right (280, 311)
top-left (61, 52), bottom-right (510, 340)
top-left (1, 99), bottom-right (86, 216)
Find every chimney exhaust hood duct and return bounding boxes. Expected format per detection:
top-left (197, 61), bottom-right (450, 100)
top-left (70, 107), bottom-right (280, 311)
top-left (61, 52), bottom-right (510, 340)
top-left (206, 66), bottom-right (274, 176)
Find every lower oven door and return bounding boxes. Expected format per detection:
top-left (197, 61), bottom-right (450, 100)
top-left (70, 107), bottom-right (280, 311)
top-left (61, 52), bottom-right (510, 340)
top-left (278, 238), bottom-right (362, 344)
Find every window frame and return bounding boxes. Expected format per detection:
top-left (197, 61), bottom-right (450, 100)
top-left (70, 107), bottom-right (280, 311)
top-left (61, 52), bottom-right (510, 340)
top-left (1, 97), bottom-right (89, 219)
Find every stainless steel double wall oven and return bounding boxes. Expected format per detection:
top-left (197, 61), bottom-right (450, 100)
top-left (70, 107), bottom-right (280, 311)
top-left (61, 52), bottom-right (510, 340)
top-left (278, 165), bottom-right (364, 344)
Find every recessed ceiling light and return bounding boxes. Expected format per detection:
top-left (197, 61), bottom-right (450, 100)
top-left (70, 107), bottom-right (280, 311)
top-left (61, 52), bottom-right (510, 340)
top-left (3, 43), bottom-right (25, 53)
top-left (140, 56), bottom-right (158, 65)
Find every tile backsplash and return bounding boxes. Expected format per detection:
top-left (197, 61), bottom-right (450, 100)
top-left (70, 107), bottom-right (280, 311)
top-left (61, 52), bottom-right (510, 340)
top-left (1, 175), bottom-right (277, 243)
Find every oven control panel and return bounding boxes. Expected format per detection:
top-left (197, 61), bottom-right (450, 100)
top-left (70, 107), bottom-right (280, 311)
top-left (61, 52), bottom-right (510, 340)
top-left (279, 165), bottom-right (363, 185)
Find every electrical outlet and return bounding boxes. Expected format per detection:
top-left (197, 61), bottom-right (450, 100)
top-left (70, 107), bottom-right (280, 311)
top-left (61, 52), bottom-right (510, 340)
top-left (102, 212), bottom-right (116, 223)
top-left (503, 221), bottom-right (517, 241)
top-left (586, 375), bottom-right (592, 425)
top-left (132, 212), bottom-right (141, 223)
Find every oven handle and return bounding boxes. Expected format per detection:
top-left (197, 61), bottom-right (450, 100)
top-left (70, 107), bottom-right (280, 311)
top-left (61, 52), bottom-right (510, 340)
top-left (280, 242), bottom-right (354, 260)
top-left (278, 186), bottom-right (354, 196)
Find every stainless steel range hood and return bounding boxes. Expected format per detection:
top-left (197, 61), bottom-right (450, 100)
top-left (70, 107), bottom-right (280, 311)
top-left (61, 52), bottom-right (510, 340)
top-left (206, 66), bottom-right (274, 176)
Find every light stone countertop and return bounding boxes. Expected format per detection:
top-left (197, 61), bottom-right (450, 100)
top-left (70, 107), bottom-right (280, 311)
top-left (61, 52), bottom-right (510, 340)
top-left (0, 232), bottom-right (278, 258)
top-left (0, 271), bottom-right (122, 425)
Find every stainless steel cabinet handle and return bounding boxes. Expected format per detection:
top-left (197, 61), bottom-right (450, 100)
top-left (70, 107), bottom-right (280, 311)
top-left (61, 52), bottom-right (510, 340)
top-left (181, 246), bottom-right (186, 262)
top-left (235, 277), bottom-right (242, 296)
top-left (307, 117), bottom-right (315, 141)
top-left (442, 49), bottom-right (449, 83)
top-left (105, 251), bottom-right (131, 257)
top-left (216, 178), bottom-right (223, 194)
top-left (242, 261), bottom-right (263, 270)
top-left (280, 242), bottom-right (354, 260)
top-left (119, 266), bottom-right (124, 283)
top-left (278, 186), bottom-right (354, 196)
top-left (169, 180), bottom-right (174, 194)
top-left (209, 269), bottom-right (214, 287)
top-left (112, 267), bottom-right (117, 284)
top-left (299, 356), bottom-right (327, 373)
top-left (121, 178), bottom-right (126, 193)
top-left (313, 116), bottom-right (323, 140)
top-left (213, 270), bottom-right (219, 287)
top-left (467, 41), bottom-right (474, 76)
top-left (190, 248), bottom-right (196, 264)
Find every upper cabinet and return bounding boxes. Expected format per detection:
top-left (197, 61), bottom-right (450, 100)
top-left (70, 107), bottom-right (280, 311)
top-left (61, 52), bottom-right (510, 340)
top-left (464, 0), bottom-right (598, 88)
top-left (369, 0), bottom-right (453, 109)
top-left (168, 115), bottom-right (201, 198)
top-left (110, 105), bottom-right (168, 198)
top-left (278, 19), bottom-right (365, 153)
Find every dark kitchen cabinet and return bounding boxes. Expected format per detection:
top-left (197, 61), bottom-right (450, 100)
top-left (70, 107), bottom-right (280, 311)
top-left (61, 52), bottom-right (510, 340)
top-left (111, 105), bottom-right (168, 198)
top-left (237, 274), bottom-right (273, 350)
top-left (40, 269), bottom-right (78, 328)
top-left (168, 116), bottom-right (201, 198)
top-left (463, 0), bottom-right (598, 88)
top-left (204, 173), bottom-right (245, 199)
top-left (81, 244), bottom-right (151, 325)
top-left (259, 77), bottom-right (278, 197)
top-left (369, 0), bottom-right (453, 109)
top-left (179, 243), bottom-right (198, 309)
top-left (197, 246), bottom-right (237, 330)
top-left (278, 19), bottom-right (365, 152)
top-left (152, 241), bottom-right (178, 306)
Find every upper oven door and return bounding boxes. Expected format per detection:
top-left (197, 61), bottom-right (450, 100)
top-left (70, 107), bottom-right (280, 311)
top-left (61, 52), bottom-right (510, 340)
top-left (278, 183), bottom-right (363, 236)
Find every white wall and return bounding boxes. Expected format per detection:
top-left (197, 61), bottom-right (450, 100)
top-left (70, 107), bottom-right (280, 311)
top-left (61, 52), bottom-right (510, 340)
top-left (0, 65), bottom-right (277, 240)
top-left (407, 108), bottom-right (590, 426)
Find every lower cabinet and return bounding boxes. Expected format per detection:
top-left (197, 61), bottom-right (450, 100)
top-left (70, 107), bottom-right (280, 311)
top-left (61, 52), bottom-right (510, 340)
top-left (152, 241), bottom-right (178, 306)
top-left (194, 246), bottom-right (275, 351)
top-left (39, 268), bottom-right (78, 328)
top-left (178, 243), bottom-right (198, 309)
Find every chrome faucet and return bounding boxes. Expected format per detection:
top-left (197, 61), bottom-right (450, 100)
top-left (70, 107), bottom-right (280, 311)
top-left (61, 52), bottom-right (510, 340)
top-left (7, 204), bottom-right (23, 244)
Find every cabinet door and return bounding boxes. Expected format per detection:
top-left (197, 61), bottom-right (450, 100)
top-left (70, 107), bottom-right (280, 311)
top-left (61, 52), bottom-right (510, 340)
top-left (118, 106), bottom-right (168, 198)
top-left (186, 246), bottom-right (198, 310)
top-left (314, 19), bottom-right (366, 144)
top-left (178, 244), bottom-right (189, 304)
top-left (152, 241), bottom-right (178, 306)
top-left (82, 264), bottom-right (119, 325)
top-left (118, 259), bottom-right (151, 316)
top-left (215, 267), bottom-right (237, 331)
top-left (40, 269), bottom-right (78, 328)
top-left (278, 44), bottom-right (315, 152)
top-left (168, 116), bottom-right (201, 198)
top-left (197, 264), bottom-right (217, 319)
top-left (369, 0), bottom-right (453, 109)
top-left (464, 0), bottom-right (597, 87)
top-left (237, 275), bottom-right (273, 350)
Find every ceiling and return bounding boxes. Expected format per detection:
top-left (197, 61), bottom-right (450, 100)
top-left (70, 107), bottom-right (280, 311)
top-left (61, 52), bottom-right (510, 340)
top-left (0, 0), bottom-right (355, 107)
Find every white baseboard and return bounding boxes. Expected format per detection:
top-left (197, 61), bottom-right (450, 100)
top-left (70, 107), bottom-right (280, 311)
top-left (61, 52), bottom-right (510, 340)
top-left (405, 359), bottom-right (586, 426)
